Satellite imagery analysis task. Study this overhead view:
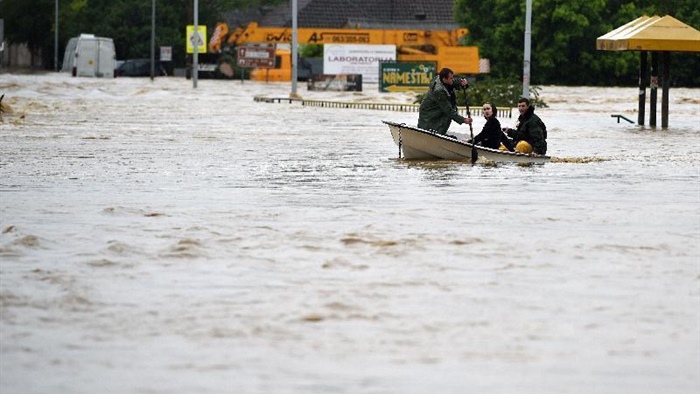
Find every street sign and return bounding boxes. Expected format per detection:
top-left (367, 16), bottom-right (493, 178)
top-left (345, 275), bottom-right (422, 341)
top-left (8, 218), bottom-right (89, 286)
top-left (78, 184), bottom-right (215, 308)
top-left (186, 25), bottom-right (207, 54)
top-left (237, 45), bottom-right (276, 68)
top-left (160, 46), bottom-right (172, 62)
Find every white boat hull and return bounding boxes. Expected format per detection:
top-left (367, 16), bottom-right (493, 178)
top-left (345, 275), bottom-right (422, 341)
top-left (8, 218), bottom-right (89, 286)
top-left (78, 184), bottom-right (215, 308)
top-left (383, 120), bottom-right (550, 164)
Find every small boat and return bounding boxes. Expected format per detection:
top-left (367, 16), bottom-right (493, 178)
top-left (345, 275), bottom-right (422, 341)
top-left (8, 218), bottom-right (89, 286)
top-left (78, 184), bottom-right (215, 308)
top-left (383, 120), bottom-right (551, 164)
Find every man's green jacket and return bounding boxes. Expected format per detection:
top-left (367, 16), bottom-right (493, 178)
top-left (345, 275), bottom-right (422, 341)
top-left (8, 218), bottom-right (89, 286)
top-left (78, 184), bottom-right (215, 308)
top-left (417, 76), bottom-right (467, 135)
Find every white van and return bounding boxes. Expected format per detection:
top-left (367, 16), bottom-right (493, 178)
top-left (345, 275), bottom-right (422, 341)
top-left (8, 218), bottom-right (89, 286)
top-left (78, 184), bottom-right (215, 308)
top-left (61, 34), bottom-right (116, 78)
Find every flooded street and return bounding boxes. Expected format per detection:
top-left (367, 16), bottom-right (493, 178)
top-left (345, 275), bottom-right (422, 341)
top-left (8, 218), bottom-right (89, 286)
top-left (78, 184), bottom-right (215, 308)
top-left (1, 73), bottom-right (699, 393)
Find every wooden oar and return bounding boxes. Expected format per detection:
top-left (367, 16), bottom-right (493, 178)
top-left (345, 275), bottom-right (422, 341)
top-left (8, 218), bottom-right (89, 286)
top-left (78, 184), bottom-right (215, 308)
top-left (463, 86), bottom-right (478, 163)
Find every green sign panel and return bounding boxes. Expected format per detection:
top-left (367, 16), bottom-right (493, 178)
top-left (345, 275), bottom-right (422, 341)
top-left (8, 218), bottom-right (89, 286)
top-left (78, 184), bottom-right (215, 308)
top-left (379, 61), bottom-right (437, 92)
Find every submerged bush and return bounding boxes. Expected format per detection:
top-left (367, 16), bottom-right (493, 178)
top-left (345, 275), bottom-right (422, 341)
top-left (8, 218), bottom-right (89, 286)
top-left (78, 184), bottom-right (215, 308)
top-left (415, 78), bottom-right (547, 109)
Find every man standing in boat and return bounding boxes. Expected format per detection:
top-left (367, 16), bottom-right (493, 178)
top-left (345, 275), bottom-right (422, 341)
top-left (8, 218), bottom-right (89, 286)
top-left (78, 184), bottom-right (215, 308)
top-left (504, 97), bottom-right (548, 155)
top-left (418, 67), bottom-right (472, 136)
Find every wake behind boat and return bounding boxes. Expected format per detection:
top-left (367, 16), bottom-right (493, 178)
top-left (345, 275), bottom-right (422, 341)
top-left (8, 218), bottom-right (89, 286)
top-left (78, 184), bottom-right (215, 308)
top-left (383, 120), bottom-right (551, 164)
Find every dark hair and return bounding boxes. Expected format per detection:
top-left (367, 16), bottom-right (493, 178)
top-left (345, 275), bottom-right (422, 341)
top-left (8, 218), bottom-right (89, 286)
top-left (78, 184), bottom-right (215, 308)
top-left (438, 67), bottom-right (454, 81)
top-left (484, 102), bottom-right (497, 116)
top-left (518, 97), bottom-right (530, 106)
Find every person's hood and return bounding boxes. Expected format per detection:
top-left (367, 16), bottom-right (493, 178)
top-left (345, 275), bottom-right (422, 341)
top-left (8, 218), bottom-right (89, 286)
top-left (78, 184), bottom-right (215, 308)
top-left (429, 76), bottom-right (450, 98)
top-left (526, 105), bottom-right (536, 117)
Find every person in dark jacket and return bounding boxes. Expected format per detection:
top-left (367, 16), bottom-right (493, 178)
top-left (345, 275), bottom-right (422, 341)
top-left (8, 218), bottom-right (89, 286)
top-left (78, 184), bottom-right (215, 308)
top-left (504, 97), bottom-right (547, 155)
top-left (417, 67), bottom-right (472, 136)
top-left (471, 102), bottom-right (514, 151)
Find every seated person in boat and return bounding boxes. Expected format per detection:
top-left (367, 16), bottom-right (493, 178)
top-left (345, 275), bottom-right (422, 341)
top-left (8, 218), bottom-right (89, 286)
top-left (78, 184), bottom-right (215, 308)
top-left (470, 102), bottom-right (514, 151)
top-left (503, 97), bottom-right (548, 155)
top-left (417, 67), bottom-right (472, 136)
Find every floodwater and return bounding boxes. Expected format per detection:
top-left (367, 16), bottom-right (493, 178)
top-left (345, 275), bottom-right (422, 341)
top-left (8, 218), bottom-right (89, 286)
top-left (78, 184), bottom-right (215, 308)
top-left (1, 73), bottom-right (699, 394)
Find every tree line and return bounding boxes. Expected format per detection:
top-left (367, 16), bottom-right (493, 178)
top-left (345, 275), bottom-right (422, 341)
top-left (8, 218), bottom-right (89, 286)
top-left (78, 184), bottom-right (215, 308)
top-left (0, 0), bottom-right (281, 69)
top-left (455, 0), bottom-right (699, 86)
top-left (1, 0), bottom-right (698, 86)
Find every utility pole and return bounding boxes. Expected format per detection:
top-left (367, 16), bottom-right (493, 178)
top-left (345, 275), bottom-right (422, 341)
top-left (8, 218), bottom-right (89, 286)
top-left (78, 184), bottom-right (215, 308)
top-left (522, 0), bottom-right (532, 98)
top-left (193, 0), bottom-right (199, 88)
top-left (150, 0), bottom-right (155, 81)
top-left (290, 0), bottom-right (299, 98)
top-left (55, 0), bottom-right (59, 71)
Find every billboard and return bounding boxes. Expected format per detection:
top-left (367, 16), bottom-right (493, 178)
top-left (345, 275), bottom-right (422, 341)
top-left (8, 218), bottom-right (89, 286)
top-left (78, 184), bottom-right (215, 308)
top-left (323, 44), bottom-right (395, 83)
top-left (379, 61), bottom-right (437, 92)
top-left (307, 74), bottom-right (362, 92)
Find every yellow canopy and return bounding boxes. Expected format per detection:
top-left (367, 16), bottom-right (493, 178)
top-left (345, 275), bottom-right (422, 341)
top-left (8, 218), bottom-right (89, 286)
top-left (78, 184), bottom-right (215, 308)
top-left (596, 15), bottom-right (700, 52)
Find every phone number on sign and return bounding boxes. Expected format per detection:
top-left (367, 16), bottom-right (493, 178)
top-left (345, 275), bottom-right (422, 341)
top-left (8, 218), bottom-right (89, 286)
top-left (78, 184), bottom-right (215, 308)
top-left (326, 35), bottom-right (370, 44)
top-left (308, 32), bottom-right (371, 44)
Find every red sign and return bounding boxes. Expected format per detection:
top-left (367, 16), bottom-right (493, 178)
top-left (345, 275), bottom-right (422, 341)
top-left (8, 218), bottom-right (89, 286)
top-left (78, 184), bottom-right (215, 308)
top-left (237, 45), bottom-right (276, 68)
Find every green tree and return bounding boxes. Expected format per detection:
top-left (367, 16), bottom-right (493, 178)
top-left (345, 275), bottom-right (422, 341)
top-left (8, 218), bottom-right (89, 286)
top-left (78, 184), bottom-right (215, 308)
top-left (58, 0), bottom-right (209, 68)
top-left (0, 0), bottom-right (56, 67)
top-left (1, 0), bottom-right (284, 69)
top-left (3, 0), bottom-right (698, 84)
top-left (454, 0), bottom-right (699, 86)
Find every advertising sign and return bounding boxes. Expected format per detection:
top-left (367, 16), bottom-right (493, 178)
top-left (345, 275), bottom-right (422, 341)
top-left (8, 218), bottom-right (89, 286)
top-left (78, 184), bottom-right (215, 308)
top-left (186, 25), bottom-right (207, 54)
top-left (307, 74), bottom-right (362, 92)
top-left (379, 61), bottom-right (437, 92)
top-left (237, 45), bottom-right (276, 68)
top-left (323, 44), bottom-right (396, 83)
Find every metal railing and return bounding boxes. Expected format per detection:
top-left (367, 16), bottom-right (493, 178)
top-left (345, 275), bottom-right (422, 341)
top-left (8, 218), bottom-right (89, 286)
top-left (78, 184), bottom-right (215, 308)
top-left (254, 96), bottom-right (514, 118)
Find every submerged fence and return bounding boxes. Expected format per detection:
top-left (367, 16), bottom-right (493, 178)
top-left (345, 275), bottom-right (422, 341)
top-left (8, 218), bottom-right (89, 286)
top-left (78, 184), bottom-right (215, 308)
top-left (254, 96), bottom-right (514, 118)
